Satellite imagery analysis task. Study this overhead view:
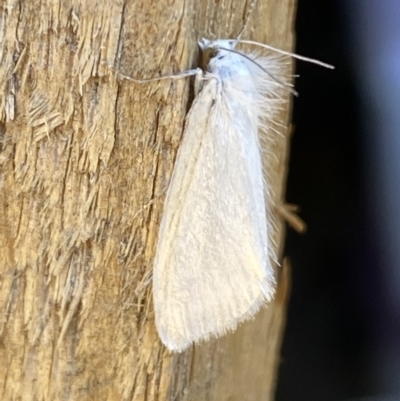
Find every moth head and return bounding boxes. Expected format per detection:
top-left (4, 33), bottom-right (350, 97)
top-left (198, 38), bottom-right (237, 70)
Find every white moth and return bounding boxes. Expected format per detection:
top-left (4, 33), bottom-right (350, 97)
top-left (154, 39), bottom-right (282, 352)
top-left (114, 38), bottom-right (332, 352)
top-left (152, 39), bottom-right (332, 352)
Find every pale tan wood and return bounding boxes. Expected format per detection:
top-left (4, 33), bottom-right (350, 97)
top-left (0, 0), bottom-right (295, 399)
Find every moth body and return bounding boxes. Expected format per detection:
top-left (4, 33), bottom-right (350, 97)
top-left (153, 39), bottom-right (287, 352)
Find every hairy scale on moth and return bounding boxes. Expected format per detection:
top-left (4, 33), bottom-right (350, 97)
top-left (113, 38), bottom-right (333, 352)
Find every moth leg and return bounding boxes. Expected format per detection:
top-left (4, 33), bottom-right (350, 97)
top-left (193, 68), bottom-right (206, 95)
top-left (276, 202), bottom-right (307, 233)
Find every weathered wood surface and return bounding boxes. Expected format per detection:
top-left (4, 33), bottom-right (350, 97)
top-left (0, 0), bottom-right (295, 399)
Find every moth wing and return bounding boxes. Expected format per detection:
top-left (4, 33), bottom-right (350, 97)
top-left (153, 79), bottom-right (275, 352)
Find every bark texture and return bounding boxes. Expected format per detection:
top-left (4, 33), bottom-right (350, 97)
top-left (0, 0), bottom-right (295, 400)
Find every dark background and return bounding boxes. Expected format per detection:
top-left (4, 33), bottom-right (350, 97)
top-left (276, 1), bottom-right (400, 400)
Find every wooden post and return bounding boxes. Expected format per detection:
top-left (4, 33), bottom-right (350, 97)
top-left (0, 0), bottom-right (295, 399)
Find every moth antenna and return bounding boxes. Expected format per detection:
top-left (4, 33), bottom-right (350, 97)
top-left (218, 46), bottom-right (298, 96)
top-left (236, 39), bottom-right (335, 69)
top-left (108, 65), bottom-right (199, 83)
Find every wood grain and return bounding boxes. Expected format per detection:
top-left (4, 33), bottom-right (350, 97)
top-left (0, 0), bottom-right (295, 399)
